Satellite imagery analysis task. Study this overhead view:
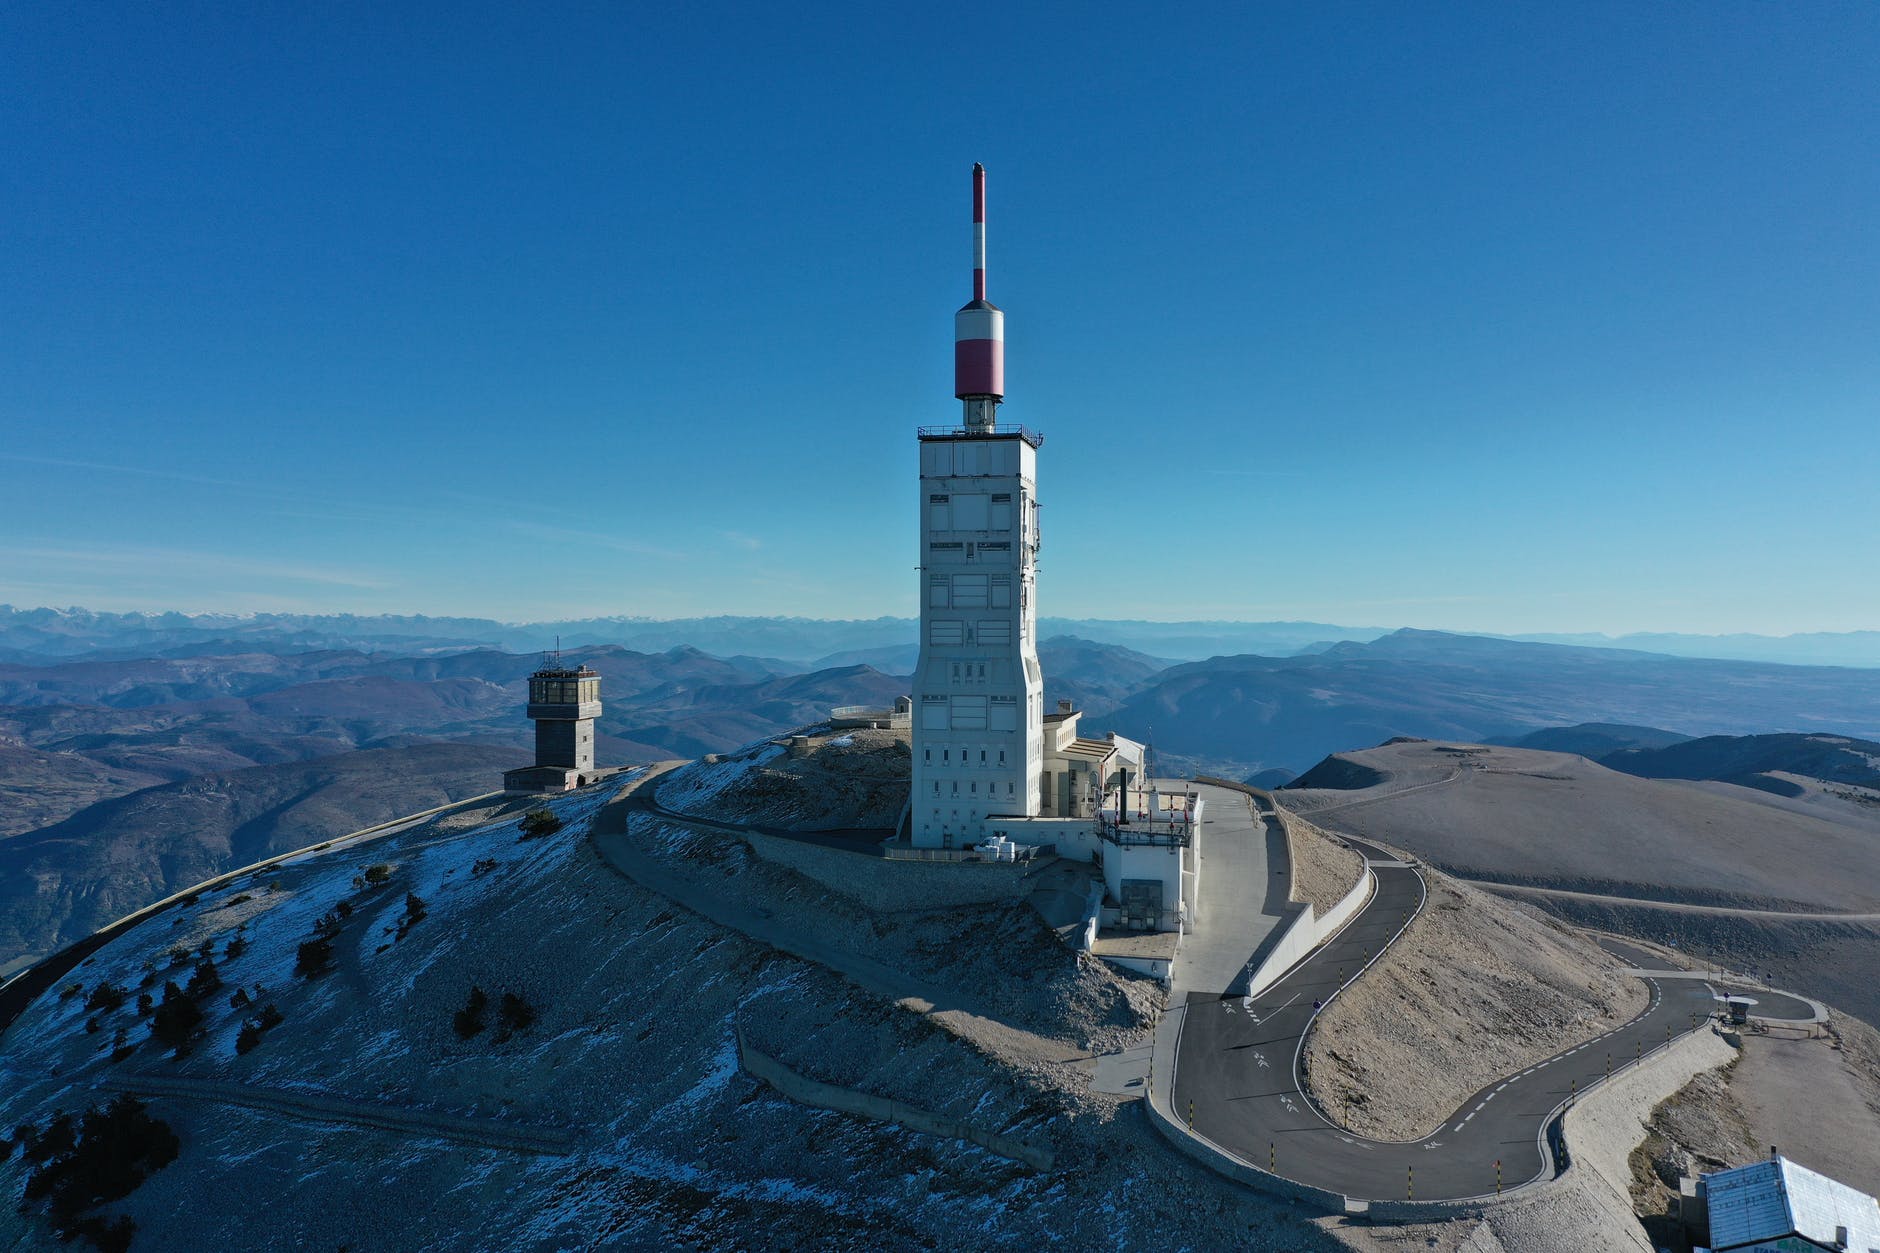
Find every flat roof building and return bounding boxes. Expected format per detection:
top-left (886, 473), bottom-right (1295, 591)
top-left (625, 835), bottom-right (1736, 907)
top-left (1690, 1154), bottom-right (1880, 1252)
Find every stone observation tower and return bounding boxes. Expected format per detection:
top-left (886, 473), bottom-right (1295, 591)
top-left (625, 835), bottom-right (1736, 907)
top-left (910, 163), bottom-right (1046, 847)
top-left (502, 652), bottom-right (602, 794)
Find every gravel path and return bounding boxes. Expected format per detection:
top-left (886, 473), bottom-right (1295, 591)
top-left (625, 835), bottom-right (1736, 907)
top-left (102, 1072), bottom-right (576, 1155)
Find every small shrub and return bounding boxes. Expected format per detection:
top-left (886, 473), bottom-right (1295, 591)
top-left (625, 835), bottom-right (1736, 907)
top-left (235, 1002), bottom-right (283, 1056)
top-left (228, 988), bottom-right (250, 1010)
top-left (397, 892), bottom-right (428, 940)
top-left (471, 858), bottom-right (499, 877)
top-left (149, 983), bottom-right (202, 1054)
top-left (168, 947), bottom-right (190, 967)
top-left (453, 986), bottom-right (488, 1039)
top-left (20, 1113), bottom-right (76, 1165)
top-left (185, 958), bottom-right (220, 999)
top-left (295, 938), bottom-right (334, 979)
top-left (518, 809), bottom-right (562, 840)
top-left (266, 879), bottom-right (284, 893)
top-left (498, 993), bottom-right (536, 1035)
top-left (84, 984), bottom-right (126, 1014)
top-left (84, 1017), bottom-right (100, 1035)
top-left (135, 993), bottom-right (153, 1016)
top-left (19, 1096), bottom-right (176, 1250)
top-left (58, 983), bottom-right (82, 1003)
top-left (223, 935), bottom-right (248, 960)
top-left (226, 893), bottom-right (252, 907)
top-left (363, 863), bottom-right (393, 886)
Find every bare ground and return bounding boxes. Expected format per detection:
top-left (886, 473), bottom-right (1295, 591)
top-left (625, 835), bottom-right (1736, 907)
top-left (1282, 740), bottom-right (1880, 912)
top-left (657, 729), bottom-right (911, 831)
top-left (1275, 802), bottom-right (1365, 914)
top-left (1302, 868), bottom-right (1647, 1141)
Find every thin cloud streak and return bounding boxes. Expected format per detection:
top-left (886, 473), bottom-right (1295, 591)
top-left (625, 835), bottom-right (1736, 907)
top-left (3, 543), bottom-right (392, 590)
top-left (505, 520), bottom-right (686, 561)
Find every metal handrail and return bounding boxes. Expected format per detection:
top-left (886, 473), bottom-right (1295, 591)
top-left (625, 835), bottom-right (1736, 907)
top-left (916, 424), bottom-right (1044, 448)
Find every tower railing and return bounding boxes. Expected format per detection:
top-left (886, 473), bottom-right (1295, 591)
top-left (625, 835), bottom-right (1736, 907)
top-left (916, 424), bottom-right (1043, 448)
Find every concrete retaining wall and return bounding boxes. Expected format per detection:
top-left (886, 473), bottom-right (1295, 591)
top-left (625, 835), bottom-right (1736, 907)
top-left (1243, 866), bottom-right (1375, 999)
top-left (736, 1027), bottom-right (1054, 1171)
top-left (737, 828), bottom-right (1035, 912)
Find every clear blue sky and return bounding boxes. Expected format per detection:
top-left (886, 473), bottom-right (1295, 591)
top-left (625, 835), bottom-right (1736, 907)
top-left (3, 3), bottom-right (1875, 634)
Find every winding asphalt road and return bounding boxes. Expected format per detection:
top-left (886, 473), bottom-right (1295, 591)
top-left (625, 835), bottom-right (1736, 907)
top-left (1171, 839), bottom-right (1723, 1202)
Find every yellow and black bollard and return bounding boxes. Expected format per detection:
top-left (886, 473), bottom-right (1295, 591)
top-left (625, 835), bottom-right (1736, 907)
top-left (1407, 1165), bottom-right (1414, 1201)
top-left (1495, 1158), bottom-right (1502, 1197)
top-left (1269, 1142), bottom-right (1275, 1173)
top-left (1187, 1099), bottom-right (1194, 1131)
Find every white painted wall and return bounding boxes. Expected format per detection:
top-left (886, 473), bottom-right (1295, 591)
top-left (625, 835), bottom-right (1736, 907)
top-left (911, 434), bottom-right (1044, 847)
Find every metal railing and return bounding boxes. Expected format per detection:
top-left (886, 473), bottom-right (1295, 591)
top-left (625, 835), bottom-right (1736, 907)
top-left (1097, 816), bottom-right (1193, 848)
top-left (915, 424), bottom-right (1044, 448)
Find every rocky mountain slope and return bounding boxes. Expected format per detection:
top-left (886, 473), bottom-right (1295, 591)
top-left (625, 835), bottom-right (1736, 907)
top-left (0, 773), bottom-right (1349, 1252)
top-left (1303, 868), bottom-right (1647, 1141)
top-left (1282, 736), bottom-right (1880, 1041)
top-left (0, 743), bottom-right (523, 973)
top-left (1601, 731), bottom-right (1880, 796)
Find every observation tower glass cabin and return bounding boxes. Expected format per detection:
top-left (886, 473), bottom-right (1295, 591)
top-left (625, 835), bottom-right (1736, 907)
top-left (502, 661), bottom-right (602, 794)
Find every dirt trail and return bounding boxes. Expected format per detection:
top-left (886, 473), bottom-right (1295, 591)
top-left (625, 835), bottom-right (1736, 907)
top-left (1470, 880), bottom-right (1880, 922)
top-left (102, 1073), bottom-right (576, 1155)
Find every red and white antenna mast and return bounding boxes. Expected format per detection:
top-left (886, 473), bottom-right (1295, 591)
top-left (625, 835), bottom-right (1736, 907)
top-left (954, 162), bottom-right (1004, 431)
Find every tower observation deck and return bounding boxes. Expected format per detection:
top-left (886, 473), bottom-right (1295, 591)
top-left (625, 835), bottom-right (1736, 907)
top-left (503, 659), bottom-right (603, 794)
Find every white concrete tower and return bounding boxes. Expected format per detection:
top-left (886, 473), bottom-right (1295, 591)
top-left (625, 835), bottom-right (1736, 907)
top-left (910, 163), bottom-right (1045, 848)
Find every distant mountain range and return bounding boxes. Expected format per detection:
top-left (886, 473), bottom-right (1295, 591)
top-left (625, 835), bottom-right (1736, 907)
top-left (1103, 629), bottom-right (1880, 775)
top-left (8, 621), bottom-right (1880, 972)
top-left (12, 604), bottom-right (1880, 668)
top-left (0, 742), bottom-right (523, 973)
top-left (1494, 726), bottom-right (1880, 798)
